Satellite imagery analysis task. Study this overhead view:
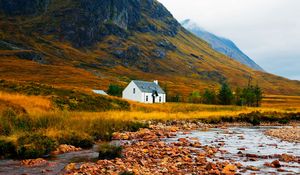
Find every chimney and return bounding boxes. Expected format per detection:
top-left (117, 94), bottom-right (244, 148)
top-left (154, 80), bottom-right (158, 85)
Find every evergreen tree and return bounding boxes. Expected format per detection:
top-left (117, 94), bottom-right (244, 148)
top-left (239, 84), bottom-right (263, 107)
top-left (202, 89), bottom-right (217, 104)
top-left (218, 83), bottom-right (233, 105)
top-left (234, 87), bottom-right (244, 106)
top-left (254, 84), bottom-right (263, 107)
top-left (107, 84), bottom-right (123, 97)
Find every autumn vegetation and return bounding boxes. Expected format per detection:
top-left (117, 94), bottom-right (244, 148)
top-left (0, 79), bottom-right (299, 159)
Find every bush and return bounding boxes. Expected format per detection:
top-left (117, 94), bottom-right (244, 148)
top-left (52, 93), bottom-right (130, 112)
top-left (126, 122), bottom-right (149, 132)
top-left (249, 117), bottom-right (261, 126)
top-left (0, 121), bottom-right (13, 136)
top-left (89, 120), bottom-right (148, 141)
top-left (0, 108), bottom-right (33, 135)
top-left (0, 139), bottom-right (16, 158)
top-left (56, 131), bottom-right (94, 149)
top-left (0, 108), bottom-right (17, 136)
top-left (278, 119), bottom-right (289, 124)
top-left (17, 133), bottom-right (57, 159)
top-left (98, 143), bottom-right (122, 160)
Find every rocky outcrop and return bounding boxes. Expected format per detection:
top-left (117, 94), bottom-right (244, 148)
top-left (0, 0), bottom-right (180, 47)
top-left (0, 0), bottom-right (50, 16)
top-left (0, 40), bottom-right (46, 64)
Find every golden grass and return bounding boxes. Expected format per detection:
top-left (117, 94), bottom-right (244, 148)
top-left (262, 95), bottom-right (300, 111)
top-left (0, 91), bottom-right (52, 114)
top-left (1, 91), bottom-right (299, 121)
top-left (0, 91), bottom-right (299, 157)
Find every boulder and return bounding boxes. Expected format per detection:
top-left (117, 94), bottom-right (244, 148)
top-left (222, 164), bottom-right (237, 174)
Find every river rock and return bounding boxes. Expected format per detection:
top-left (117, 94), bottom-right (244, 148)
top-left (52, 144), bottom-right (82, 155)
top-left (271, 160), bottom-right (281, 168)
top-left (21, 158), bottom-right (47, 167)
top-left (280, 154), bottom-right (297, 162)
top-left (222, 164), bottom-right (237, 174)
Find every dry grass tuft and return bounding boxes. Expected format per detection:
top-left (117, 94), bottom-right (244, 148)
top-left (0, 91), bottom-right (52, 114)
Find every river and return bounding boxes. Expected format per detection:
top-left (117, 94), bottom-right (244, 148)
top-left (0, 126), bottom-right (299, 175)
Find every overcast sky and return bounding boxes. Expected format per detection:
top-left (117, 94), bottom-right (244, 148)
top-left (158, 0), bottom-right (300, 80)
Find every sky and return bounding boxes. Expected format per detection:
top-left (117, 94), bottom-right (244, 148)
top-left (158, 0), bottom-right (300, 80)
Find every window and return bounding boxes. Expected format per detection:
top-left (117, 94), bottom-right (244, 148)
top-left (159, 96), bottom-right (162, 102)
top-left (133, 88), bottom-right (136, 94)
top-left (146, 96), bottom-right (148, 102)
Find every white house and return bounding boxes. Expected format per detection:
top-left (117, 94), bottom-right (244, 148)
top-left (122, 80), bottom-right (166, 103)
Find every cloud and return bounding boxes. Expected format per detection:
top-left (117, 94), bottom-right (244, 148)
top-left (158, 0), bottom-right (300, 80)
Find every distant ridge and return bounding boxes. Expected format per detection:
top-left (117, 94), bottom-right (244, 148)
top-left (181, 19), bottom-right (264, 71)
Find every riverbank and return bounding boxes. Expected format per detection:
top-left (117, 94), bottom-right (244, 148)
top-left (62, 123), bottom-right (300, 175)
top-left (265, 126), bottom-right (300, 143)
top-left (1, 122), bottom-right (299, 174)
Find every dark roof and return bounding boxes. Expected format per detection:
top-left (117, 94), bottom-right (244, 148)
top-left (132, 80), bottom-right (165, 94)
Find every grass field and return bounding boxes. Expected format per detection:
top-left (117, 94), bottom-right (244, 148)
top-left (0, 90), bottom-right (299, 159)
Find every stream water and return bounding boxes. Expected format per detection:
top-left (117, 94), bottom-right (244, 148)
top-left (171, 126), bottom-right (300, 174)
top-left (0, 145), bottom-right (99, 175)
top-left (0, 126), bottom-right (299, 175)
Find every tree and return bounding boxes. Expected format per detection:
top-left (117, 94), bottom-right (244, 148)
top-left (188, 91), bottom-right (201, 103)
top-left (218, 83), bottom-right (233, 105)
top-left (239, 84), bottom-right (263, 107)
top-left (202, 89), bottom-right (217, 104)
top-left (107, 84), bottom-right (123, 97)
top-left (242, 86), bottom-right (255, 106)
top-left (234, 87), bottom-right (244, 106)
top-left (254, 84), bottom-right (263, 107)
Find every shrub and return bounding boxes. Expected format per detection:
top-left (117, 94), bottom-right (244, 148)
top-left (278, 119), bottom-right (289, 124)
top-left (0, 108), bottom-right (33, 135)
top-left (188, 91), bottom-right (202, 104)
top-left (126, 122), bottom-right (149, 132)
top-left (0, 108), bottom-right (17, 136)
top-left (89, 120), bottom-right (148, 141)
top-left (17, 133), bottom-right (57, 159)
top-left (0, 139), bottom-right (16, 158)
top-left (52, 93), bottom-right (130, 112)
top-left (0, 120), bottom-right (13, 136)
top-left (249, 117), bottom-right (261, 126)
top-left (56, 131), bottom-right (94, 149)
top-left (98, 143), bottom-right (122, 160)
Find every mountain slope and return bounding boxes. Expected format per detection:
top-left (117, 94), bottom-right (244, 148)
top-left (181, 19), bottom-right (264, 71)
top-left (0, 0), bottom-right (299, 97)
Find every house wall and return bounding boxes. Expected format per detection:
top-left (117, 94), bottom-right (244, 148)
top-left (142, 92), bottom-right (166, 104)
top-left (122, 81), bottom-right (166, 104)
top-left (122, 82), bottom-right (143, 102)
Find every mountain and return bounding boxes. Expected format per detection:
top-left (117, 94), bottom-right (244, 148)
top-left (181, 19), bottom-right (264, 71)
top-left (0, 0), bottom-right (299, 97)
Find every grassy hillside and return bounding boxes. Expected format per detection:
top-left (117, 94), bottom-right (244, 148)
top-left (0, 0), bottom-right (299, 97)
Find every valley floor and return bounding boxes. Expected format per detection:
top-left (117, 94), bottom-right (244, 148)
top-left (0, 89), bottom-right (300, 174)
